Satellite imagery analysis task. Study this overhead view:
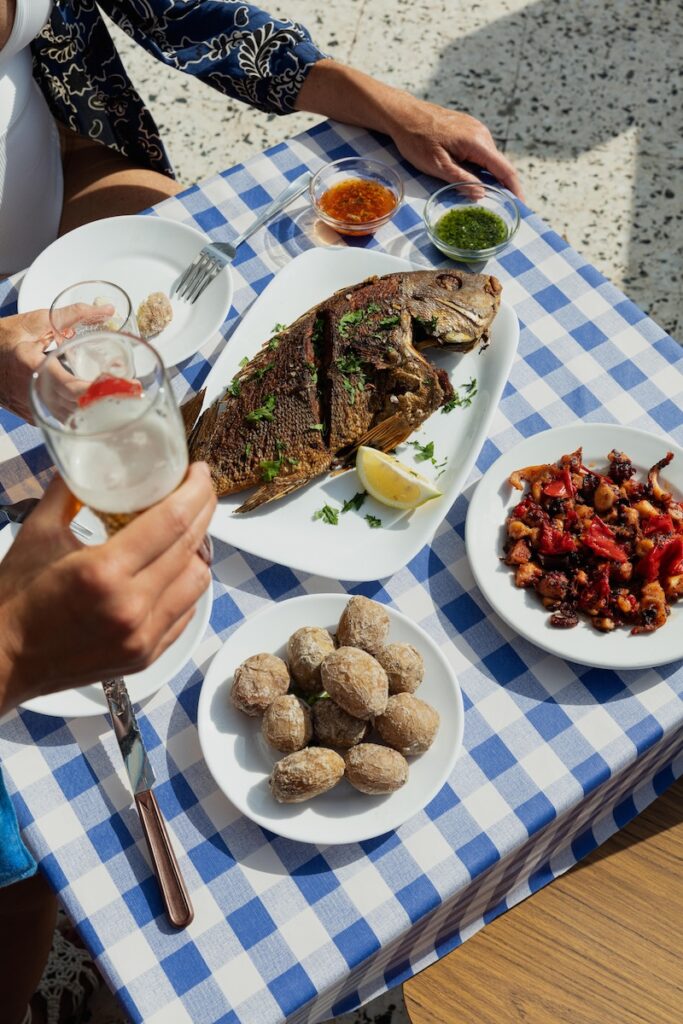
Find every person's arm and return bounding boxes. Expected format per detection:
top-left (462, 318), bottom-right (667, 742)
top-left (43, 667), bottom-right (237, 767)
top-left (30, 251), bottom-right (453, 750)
top-left (295, 60), bottom-right (524, 199)
top-left (0, 464), bottom-right (216, 717)
top-left (103, 0), bottom-right (327, 115)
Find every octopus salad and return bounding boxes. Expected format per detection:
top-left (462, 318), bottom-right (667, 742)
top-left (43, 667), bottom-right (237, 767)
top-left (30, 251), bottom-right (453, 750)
top-left (503, 448), bottom-right (683, 634)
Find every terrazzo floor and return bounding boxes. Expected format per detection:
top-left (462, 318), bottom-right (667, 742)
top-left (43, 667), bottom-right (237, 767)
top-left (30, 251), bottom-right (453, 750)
top-left (62, 2), bottom-right (680, 1023)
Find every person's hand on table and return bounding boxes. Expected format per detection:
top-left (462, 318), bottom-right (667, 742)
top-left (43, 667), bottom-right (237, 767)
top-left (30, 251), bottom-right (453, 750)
top-left (0, 463), bottom-right (216, 716)
top-left (296, 60), bottom-right (525, 201)
top-left (0, 304), bottom-right (114, 423)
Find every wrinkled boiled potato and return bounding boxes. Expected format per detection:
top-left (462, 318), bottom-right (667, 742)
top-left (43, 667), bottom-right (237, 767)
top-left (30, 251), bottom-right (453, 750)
top-left (231, 653), bottom-right (289, 716)
top-left (320, 647), bottom-right (389, 720)
top-left (375, 643), bottom-right (424, 695)
top-left (262, 695), bottom-right (312, 753)
top-left (336, 596), bottom-right (390, 656)
top-left (269, 747), bottom-right (345, 803)
top-left (312, 699), bottom-right (368, 750)
top-left (287, 626), bottom-right (335, 694)
top-left (345, 743), bottom-right (409, 795)
top-left (376, 693), bottom-right (440, 755)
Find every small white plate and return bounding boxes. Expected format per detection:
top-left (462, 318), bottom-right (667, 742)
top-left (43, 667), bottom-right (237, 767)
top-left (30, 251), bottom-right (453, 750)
top-left (0, 513), bottom-right (212, 718)
top-left (197, 593), bottom-right (464, 846)
top-left (466, 423), bottom-right (683, 670)
top-left (200, 247), bottom-right (519, 581)
top-left (18, 215), bottom-right (233, 367)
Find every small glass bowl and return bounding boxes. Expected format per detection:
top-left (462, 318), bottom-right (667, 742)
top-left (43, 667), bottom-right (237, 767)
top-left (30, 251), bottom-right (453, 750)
top-left (423, 182), bottom-right (520, 262)
top-left (310, 157), bottom-right (404, 236)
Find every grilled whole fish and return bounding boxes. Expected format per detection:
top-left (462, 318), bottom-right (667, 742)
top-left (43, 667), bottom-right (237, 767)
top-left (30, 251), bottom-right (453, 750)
top-left (187, 269), bottom-right (501, 511)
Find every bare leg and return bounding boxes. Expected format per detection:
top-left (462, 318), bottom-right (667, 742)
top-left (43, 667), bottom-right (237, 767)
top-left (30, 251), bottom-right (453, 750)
top-left (0, 871), bottom-right (57, 1024)
top-left (59, 128), bottom-right (183, 236)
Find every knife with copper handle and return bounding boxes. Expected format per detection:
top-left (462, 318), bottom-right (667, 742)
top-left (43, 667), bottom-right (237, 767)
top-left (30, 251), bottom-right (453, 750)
top-left (102, 677), bottom-right (193, 928)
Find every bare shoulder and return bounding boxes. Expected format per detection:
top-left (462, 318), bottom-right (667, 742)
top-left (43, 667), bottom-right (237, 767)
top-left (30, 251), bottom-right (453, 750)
top-left (0, 1), bottom-right (17, 53)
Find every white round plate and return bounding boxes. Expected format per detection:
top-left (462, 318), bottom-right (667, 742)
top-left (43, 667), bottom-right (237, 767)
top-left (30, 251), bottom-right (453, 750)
top-left (0, 513), bottom-right (212, 718)
top-left (197, 593), bottom-right (464, 846)
top-left (466, 423), bottom-right (683, 670)
top-left (18, 215), bottom-right (233, 367)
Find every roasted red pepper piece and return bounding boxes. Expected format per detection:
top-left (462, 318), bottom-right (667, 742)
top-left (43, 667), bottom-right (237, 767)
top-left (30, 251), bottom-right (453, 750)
top-left (642, 514), bottom-right (674, 536)
top-left (78, 374), bottom-right (143, 408)
top-left (538, 521), bottom-right (576, 555)
top-left (582, 516), bottom-right (628, 562)
top-left (542, 465), bottom-right (575, 499)
top-left (635, 536), bottom-right (683, 581)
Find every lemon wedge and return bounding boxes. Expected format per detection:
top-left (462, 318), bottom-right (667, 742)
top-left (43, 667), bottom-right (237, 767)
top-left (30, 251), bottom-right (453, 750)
top-left (356, 446), bottom-right (443, 510)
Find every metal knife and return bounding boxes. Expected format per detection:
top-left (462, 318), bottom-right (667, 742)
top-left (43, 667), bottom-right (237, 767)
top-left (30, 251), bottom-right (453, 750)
top-left (102, 677), bottom-right (194, 928)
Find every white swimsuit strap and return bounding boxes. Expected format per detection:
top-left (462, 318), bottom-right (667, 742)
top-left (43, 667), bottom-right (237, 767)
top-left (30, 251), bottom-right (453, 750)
top-left (0, 0), bottom-right (54, 65)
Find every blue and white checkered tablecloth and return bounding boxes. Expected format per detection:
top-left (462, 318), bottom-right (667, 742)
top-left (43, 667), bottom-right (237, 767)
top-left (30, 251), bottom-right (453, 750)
top-left (0, 122), bottom-right (682, 1024)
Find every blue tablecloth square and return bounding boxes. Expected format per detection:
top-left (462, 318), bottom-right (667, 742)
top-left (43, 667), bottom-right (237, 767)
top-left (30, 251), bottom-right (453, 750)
top-left (613, 297), bottom-right (647, 326)
top-left (527, 700), bottom-right (574, 741)
top-left (577, 263), bottom-right (606, 289)
top-left (470, 734), bottom-right (517, 779)
top-left (292, 853), bottom-right (340, 903)
top-left (175, 676), bottom-right (204, 723)
top-left (359, 830), bottom-right (402, 861)
top-left (457, 831), bottom-right (501, 879)
top-left (526, 346), bottom-right (563, 377)
top-left (561, 384), bottom-right (602, 417)
top-left (155, 775), bottom-right (198, 819)
top-left (256, 564), bottom-right (300, 600)
top-left (482, 644), bottom-right (527, 685)
top-left (424, 783), bottom-right (460, 821)
top-left (609, 358), bottom-right (648, 389)
top-left (514, 791), bottom-right (557, 836)
top-left (475, 437), bottom-right (503, 474)
top-left (571, 752), bottom-right (611, 796)
top-left (395, 874), bottom-right (441, 924)
top-left (535, 284), bottom-right (571, 314)
top-left (194, 207), bottom-right (228, 233)
top-left (40, 851), bottom-right (69, 894)
top-left (210, 590), bottom-right (244, 632)
top-left (539, 229), bottom-right (570, 254)
top-left (499, 250), bottom-right (535, 277)
top-left (650, 398), bottom-right (683, 432)
top-left (87, 814), bottom-right (136, 863)
top-left (570, 321), bottom-right (609, 351)
top-left (483, 898), bottom-right (508, 925)
top-left (123, 874), bottom-right (165, 927)
top-left (228, 896), bottom-right (277, 950)
top-left (333, 919), bottom-right (381, 968)
top-left (189, 836), bottom-right (236, 883)
top-left (516, 411), bottom-right (552, 438)
top-left (268, 963), bottom-right (317, 1016)
top-left (626, 716), bottom-right (664, 757)
top-left (442, 593), bottom-right (486, 632)
top-left (161, 941), bottom-right (212, 997)
top-left (613, 794), bottom-right (638, 829)
top-left (579, 668), bottom-right (625, 701)
top-left (528, 858), bottom-right (555, 893)
top-left (53, 755), bottom-right (99, 801)
top-left (384, 959), bottom-right (413, 988)
top-left (331, 989), bottom-right (362, 1017)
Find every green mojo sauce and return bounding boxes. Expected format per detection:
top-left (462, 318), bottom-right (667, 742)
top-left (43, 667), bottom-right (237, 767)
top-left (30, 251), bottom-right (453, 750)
top-left (435, 206), bottom-right (508, 250)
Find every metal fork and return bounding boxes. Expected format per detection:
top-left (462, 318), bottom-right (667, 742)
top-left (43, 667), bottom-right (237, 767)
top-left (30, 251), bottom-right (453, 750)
top-left (174, 171), bottom-right (312, 303)
top-left (0, 497), bottom-right (93, 540)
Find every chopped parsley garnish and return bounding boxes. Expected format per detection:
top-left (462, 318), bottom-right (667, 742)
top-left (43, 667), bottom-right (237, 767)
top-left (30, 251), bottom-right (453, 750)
top-left (365, 514), bottom-right (382, 529)
top-left (286, 456), bottom-right (300, 466)
top-left (313, 504), bottom-right (339, 525)
top-left (312, 316), bottom-right (325, 355)
top-left (342, 491), bottom-right (367, 513)
top-left (226, 377), bottom-right (241, 397)
top-left (407, 439), bottom-right (435, 463)
top-left (245, 394), bottom-right (276, 423)
top-left (268, 337), bottom-right (280, 350)
top-left (243, 442), bottom-right (252, 458)
top-left (442, 377), bottom-right (478, 413)
top-left (308, 422), bottom-right (324, 432)
top-left (251, 361), bottom-right (274, 381)
top-left (335, 352), bottom-right (366, 406)
top-left (239, 356), bottom-right (249, 368)
top-left (259, 459), bottom-right (281, 482)
top-left (378, 314), bottom-right (400, 329)
top-left (338, 302), bottom-right (382, 337)
top-left (274, 438), bottom-right (286, 456)
top-left (271, 322), bottom-right (287, 334)
top-left (305, 361), bottom-right (318, 384)
top-left (415, 315), bottom-right (438, 334)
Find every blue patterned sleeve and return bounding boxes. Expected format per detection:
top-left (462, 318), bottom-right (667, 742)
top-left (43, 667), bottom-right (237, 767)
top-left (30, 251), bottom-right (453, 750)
top-left (101, 1), bottom-right (328, 115)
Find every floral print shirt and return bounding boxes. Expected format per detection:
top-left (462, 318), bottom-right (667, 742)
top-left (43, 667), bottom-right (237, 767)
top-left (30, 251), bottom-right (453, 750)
top-left (31, 1), bottom-right (327, 177)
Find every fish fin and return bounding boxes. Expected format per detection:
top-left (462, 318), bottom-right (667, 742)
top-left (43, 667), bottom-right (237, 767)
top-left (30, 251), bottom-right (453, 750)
top-left (181, 389), bottom-right (206, 438)
top-left (335, 414), bottom-right (414, 464)
top-left (235, 473), bottom-right (314, 513)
